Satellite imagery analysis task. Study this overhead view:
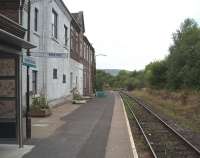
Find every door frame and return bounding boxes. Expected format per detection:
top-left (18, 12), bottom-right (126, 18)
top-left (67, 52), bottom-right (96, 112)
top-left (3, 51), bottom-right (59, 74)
top-left (0, 52), bottom-right (22, 146)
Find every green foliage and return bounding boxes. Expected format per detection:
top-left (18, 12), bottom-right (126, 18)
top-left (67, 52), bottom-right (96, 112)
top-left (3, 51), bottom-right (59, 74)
top-left (144, 18), bottom-right (200, 90)
top-left (73, 94), bottom-right (83, 100)
top-left (145, 60), bottom-right (168, 89)
top-left (71, 87), bottom-right (83, 100)
top-left (95, 70), bottom-right (114, 90)
top-left (96, 18), bottom-right (200, 91)
top-left (167, 18), bottom-right (200, 90)
top-left (95, 70), bottom-right (146, 91)
top-left (31, 96), bottom-right (49, 110)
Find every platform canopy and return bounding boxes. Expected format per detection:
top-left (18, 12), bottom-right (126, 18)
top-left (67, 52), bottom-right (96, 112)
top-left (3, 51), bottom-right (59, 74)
top-left (0, 28), bottom-right (35, 50)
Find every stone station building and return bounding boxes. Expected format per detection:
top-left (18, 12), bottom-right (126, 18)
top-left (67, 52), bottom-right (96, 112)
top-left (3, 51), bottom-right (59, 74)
top-left (0, 13), bottom-right (35, 147)
top-left (0, 0), bottom-right (96, 146)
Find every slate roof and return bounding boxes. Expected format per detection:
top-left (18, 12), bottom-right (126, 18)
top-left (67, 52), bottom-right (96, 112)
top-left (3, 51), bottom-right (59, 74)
top-left (71, 11), bottom-right (85, 33)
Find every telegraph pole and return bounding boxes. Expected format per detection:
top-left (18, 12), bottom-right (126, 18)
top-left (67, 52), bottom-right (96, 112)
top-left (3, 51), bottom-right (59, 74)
top-left (26, 0), bottom-right (31, 139)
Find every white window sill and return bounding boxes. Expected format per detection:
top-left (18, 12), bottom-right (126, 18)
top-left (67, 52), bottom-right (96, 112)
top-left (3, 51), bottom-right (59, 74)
top-left (63, 45), bottom-right (69, 50)
top-left (33, 31), bottom-right (40, 37)
top-left (51, 36), bottom-right (59, 44)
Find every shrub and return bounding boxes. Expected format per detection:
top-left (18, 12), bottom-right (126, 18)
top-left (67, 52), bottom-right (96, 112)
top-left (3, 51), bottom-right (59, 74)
top-left (31, 96), bottom-right (49, 111)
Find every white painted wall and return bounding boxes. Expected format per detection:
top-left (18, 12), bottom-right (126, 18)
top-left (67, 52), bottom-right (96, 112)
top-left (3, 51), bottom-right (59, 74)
top-left (21, 0), bottom-right (79, 106)
top-left (70, 59), bottom-right (83, 95)
top-left (21, 0), bottom-right (47, 108)
top-left (45, 0), bottom-right (72, 101)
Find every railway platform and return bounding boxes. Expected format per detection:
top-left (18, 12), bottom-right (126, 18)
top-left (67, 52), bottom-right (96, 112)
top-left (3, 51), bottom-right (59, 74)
top-left (105, 92), bottom-right (136, 158)
top-left (0, 91), bottom-right (136, 158)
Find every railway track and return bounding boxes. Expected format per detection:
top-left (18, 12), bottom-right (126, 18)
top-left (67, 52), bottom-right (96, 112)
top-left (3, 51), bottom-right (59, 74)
top-left (120, 91), bottom-right (200, 158)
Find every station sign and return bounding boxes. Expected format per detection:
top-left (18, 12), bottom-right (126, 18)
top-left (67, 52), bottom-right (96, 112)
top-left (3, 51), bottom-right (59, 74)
top-left (30, 52), bottom-right (68, 58)
top-left (48, 53), bottom-right (67, 58)
top-left (23, 56), bottom-right (36, 68)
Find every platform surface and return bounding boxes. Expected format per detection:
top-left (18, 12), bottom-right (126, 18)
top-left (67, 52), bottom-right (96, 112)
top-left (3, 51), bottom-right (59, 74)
top-left (0, 91), bottom-right (135, 158)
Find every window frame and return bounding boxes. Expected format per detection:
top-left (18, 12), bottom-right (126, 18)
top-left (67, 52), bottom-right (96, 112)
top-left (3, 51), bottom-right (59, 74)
top-left (64, 25), bottom-right (68, 46)
top-left (76, 76), bottom-right (78, 87)
top-left (32, 70), bottom-right (37, 94)
top-left (84, 71), bottom-right (87, 89)
top-left (75, 32), bottom-right (79, 53)
top-left (34, 8), bottom-right (38, 32)
top-left (70, 72), bottom-right (73, 89)
top-left (63, 74), bottom-right (66, 83)
top-left (53, 68), bottom-right (58, 79)
top-left (52, 9), bottom-right (58, 39)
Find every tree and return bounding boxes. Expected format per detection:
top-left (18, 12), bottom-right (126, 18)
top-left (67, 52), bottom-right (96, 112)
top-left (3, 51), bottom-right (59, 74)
top-left (145, 60), bottom-right (168, 89)
top-left (167, 18), bottom-right (200, 89)
top-left (95, 70), bottom-right (114, 90)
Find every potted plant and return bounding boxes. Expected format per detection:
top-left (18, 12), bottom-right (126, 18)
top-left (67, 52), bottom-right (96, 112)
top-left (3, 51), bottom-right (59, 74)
top-left (31, 96), bottom-right (51, 117)
top-left (71, 87), bottom-right (87, 104)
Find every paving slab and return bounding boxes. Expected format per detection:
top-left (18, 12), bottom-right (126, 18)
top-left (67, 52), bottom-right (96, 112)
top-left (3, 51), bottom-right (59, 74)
top-left (23, 92), bottom-right (115, 158)
top-left (105, 92), bottom-right (134, 158)
top-left (0, 144), bottom-right (34, 158)
top-left (31, 101), bottom-right (81, 140)
top-left (0, 91), bottom-right (137, 158)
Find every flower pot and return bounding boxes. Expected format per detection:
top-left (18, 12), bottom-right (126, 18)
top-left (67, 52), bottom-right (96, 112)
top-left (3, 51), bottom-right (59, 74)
top-left (31, 108), bottom-right (52, 117)
top-left (72, 100), bottom-right (87, 104)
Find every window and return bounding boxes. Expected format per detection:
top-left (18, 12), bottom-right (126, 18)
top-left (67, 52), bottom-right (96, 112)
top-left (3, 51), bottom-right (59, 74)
top-left (32, 70), bottom-right (37, 94)
top-left (87, 47), bottom-right (89, 61)
top-left (34, 8), bottom-right (38, 32)
top-left (52, 9), bottom-right (58, 38)
top-left (70, 27), bottom-right (74, 51)
top-left (91, 53), bottom-right (93, 63)
top-left (84, 72), bottom-right (87, 88)
top-left (89, 51), bottom-right (91, 64)
top-left (80, 41), bottom-right (83, 57)
top-left (63, 74), bottom-right (66, 83)
top-left (70, 72), bottom-right (73, 89)
top-left (70, 28), bottom-right (76, 52)
top-left (64, 25), bottom-right (68, 46)
top-left (75, 32), bottom-right (79, 53)
top-left (53, 69), bottom-right (57, 79)
top-left (76, 76), bottom-right (78, 87)
top-left (84, 43), bottom-right (86, 59)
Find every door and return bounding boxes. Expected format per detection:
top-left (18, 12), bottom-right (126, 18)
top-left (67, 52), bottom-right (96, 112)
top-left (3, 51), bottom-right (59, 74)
top-left (32, 70), bottom-right (37, 95)
top-left (0, 56), bottom-right (18, 140)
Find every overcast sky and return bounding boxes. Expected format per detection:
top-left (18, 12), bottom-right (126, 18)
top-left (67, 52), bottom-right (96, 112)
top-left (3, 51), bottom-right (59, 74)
top-left (64, 0), bottom-right (200, 71)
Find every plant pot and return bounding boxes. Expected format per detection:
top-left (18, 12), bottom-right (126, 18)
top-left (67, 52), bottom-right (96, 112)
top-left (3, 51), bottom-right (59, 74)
top-left (72, 100), bottom-right (87, 104)
top-left (82, 96), bottom-right (93, 99)
top-left (31, 108), bottom-right (52, 117)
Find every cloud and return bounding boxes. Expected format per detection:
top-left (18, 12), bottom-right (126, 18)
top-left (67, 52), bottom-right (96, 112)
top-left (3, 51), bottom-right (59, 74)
top-left (64, 0), bottom-right (200, 70)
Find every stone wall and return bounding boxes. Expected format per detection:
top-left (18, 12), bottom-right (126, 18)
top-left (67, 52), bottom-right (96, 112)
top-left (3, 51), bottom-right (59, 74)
top-left (0, 58), bottom-right (16, 118)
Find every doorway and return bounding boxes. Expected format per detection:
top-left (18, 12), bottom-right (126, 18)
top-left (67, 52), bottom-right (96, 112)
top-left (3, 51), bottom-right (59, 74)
top-left (0, 55), bottom-right (18, 141)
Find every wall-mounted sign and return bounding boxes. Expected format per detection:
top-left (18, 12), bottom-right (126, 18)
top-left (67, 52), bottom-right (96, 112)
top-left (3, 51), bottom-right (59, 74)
top-left (23, 56), bottom-right (36, 68)
top-left (48, 53), bottom-right (67, 58)
top-left (30, 52), bottom-right (68, 58)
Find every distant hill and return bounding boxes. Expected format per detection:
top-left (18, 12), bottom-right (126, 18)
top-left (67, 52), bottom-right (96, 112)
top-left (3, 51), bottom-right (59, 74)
top-left (100, 69), bottom-right (122, 76)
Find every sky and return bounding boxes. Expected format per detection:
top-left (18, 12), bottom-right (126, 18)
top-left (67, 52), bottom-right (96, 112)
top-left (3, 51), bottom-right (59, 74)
top-left (64, 0), bottom-right (200, 71)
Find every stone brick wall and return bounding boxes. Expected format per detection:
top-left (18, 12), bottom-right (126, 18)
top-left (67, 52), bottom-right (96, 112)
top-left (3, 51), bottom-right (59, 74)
top-left (0, 59), bottom-right (15, 76)
top-left (0, 101), bottom-right (15, 118)
top-left (0, 58), bottom-right (16, 118)
top-left (70, 21), bottom-right (81, 63)
top-left (0, 80), bottom-right (15, 97)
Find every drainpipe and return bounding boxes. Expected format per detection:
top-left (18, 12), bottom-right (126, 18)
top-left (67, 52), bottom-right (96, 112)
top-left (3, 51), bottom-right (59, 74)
top-left (18, 0), bottom-right (24, 148)
top-left (26, 0), bottom-right (31, 139)
top-left (19, 0), bottom-right (24, 25)
top-left (19, 0), bottom-right (22, 25)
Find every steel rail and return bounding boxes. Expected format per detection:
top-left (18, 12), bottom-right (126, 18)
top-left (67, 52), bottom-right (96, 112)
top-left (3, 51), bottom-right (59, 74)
top-left (120, 93), bottom-right (158, 158)
top-left (121, 91), bottom-right (200, 156)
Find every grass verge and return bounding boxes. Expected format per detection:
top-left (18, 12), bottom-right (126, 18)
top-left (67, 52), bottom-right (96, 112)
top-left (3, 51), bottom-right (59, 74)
top-left (132, 89), bottom-right (200, 133)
